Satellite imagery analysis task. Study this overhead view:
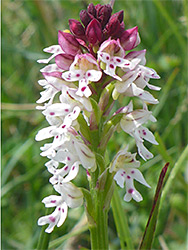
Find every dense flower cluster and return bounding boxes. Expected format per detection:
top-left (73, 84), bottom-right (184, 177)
top-left (36, 2), bottom-right (160, 233)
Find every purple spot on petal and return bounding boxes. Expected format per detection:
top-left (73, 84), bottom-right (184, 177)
top-left (131, 170), bottom-right (135, 174)
top-left (87, 72), bottom-right (91, 77)
top-left (142, 130), bottom-right (146, 135)
top-left (121, 173), bottom-right (124, 176)
top-left (110, 64), bottom-right (114, 69)
top-left (127, 175), bottom-right (131, 179)
top-left (65, 109), bottom-right (69, 112)
top-left (62, 208), bottom-right (64, 213)
top-left (81, 87), bottom-right (86, 92)
top-left (116, 58), bottom-right (121, 62)
top-left (49, 216), bottom-right (55, 222)
top-left (50, 112), bottom-right (55, 116)
top-left (67, 157), bottom-right (71, 161)
top-left (56, 135), bottom-right (59, 139)
top-left (128, 188), bottom-right (134, 194)
top-left (62, 125), bottom-right (66, 128)
top-left (124, 63), bottom-right (130, 66)
top-left (64, 166), bottom-right (68, 171)
top-left (72, 166), bottom-right (75, 170)
top-left (58, 207), bottom-right (61, 211)
top-left (51, 200), bottom-right (56, 203)
top-left (106, 56), bottom-right (110, 60)
top-left (76, 74), bottom-right (80, 77)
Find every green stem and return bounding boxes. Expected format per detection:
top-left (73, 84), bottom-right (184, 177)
top-left (36, 224), bottom-right (51, 250)
top-left (89, 190), bottom-right (109, 250)
top-left (87, 168), bottom-right (114, 249)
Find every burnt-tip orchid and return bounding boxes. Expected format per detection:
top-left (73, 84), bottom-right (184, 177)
top-left (36, 2), bottom-right (161, 245)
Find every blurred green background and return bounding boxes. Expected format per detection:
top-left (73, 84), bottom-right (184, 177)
top-left (2, 0), bottom-right (187, 249)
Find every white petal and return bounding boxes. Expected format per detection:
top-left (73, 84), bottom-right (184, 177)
top-left (104, 62), bottom-right (122, 81)
top-left (124, 178), bottom-right (143, 202)
top-left (86, 70), bottom-right (102, 82)
top-left (38, 206), bottom-right (60, 233)
top-left (120, 109), bottom-right (151, 134)
top-left (43, 45), bottom-right (63, 54)
top-left (35, 126), bottom-right (56, 141)
top-left (115, 71), bottom-right (139, 93)
top-left (42, 195), bottom-right (63, 207)
top-left (76, 79), bottom-right (92, 98)
top-left (37, 88), bottom-right (58, 104)
top-left (57, 203), bottom-right (68, 227)
top-left (146, 82), bottom-right (161, 91)
top-left (138, 90), bottom-right (159, 104)
top-left (68, 88), bottom-right (92, 112)
top-left (136, 140), bottom-right (153, 161)
top-left (38, 79), bottom-right (48, 86)
top-left (73, 139), bottom-right (96, 171)
top-left (40, 63), bottom-right (63, 73)
top-left (138, 126), bottom-right (158, 145)
top-left (114, 170), bottom-right (126, 188)
top-left (54, 182), bottom-right (83, 208)
top-left (127, 168), bottom-right (150, 188)
top-left (62, 162), bottom-right (80, 182)
top-left (43, 103), bottom-right (72, 117)
top-left (62, 70), bottom-right (84, 82)
top-left (123, 193), bottom-right (132, 202)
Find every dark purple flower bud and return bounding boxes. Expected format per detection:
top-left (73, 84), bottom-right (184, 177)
top-left (69, 19), bottom-right (85, 39)
top-left (111, 10), bottom-right (124, 23)
top-left (86, 19), bottom-right (102, 45)
top-left (87, 3), bottom-right (96, 17)
top-left (96, 4), bottom-right (112, 28)
top-left (120, 26), bottom-right (141, 51)
top-left (58, 31), bottom-right (81, 56)
top-left (55, 53), bottom-right (74, 70)
top-left (80, 10), bottom-right (93, 27)
top-left (95, 4), bottom-right (102, 12)
top-left (106, 16), bottom-right (121, 37)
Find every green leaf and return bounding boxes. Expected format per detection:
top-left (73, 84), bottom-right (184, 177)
top-left (77, 113), bottom-right (91, 143)
top-left (98, 83), bottom-right (114, 114)
top-left (90, 98), bottom-right (102, 125)
top-left (81, 188), bottom-right (95, 226)
top-left (139, 163), bottom-right (169, 250)
top-left (95, 153), bottom-right (105, 173)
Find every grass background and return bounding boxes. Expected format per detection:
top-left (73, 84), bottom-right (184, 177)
top-left (2, 0), bottom-right (187, 249)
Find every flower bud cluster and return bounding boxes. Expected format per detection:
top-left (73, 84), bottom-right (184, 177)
top-left (36, 2), bottom-right (160, 233)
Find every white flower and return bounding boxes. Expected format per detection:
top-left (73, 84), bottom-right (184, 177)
top-left (120, 103), bottom-right (158, 160)
top-left (38, 201), bottom-right (68, 233)
top-left (97, 38), bottom-right (134, 81)
top-left (38, 181), bottom-right (83, 233)
top-left (62, 54), bottom-right (102, 98)
top-left (110, 148), bottom-right (150, 202)
top-left (113, 50), bottom-right (160, 103)
top-left (37, 45), bottom-right (64, 64)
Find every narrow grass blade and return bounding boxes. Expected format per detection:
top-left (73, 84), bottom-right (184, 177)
top-left (2, 139), bottom-right (33, 185)
top-left (111, 186), bottom-right (134, 250)
top-left (139, 163), bottom-right (169, 250)
top-left (152, 0), bottom-right (186, 52)
top-left (160, 145), bottom-right (188, 208)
